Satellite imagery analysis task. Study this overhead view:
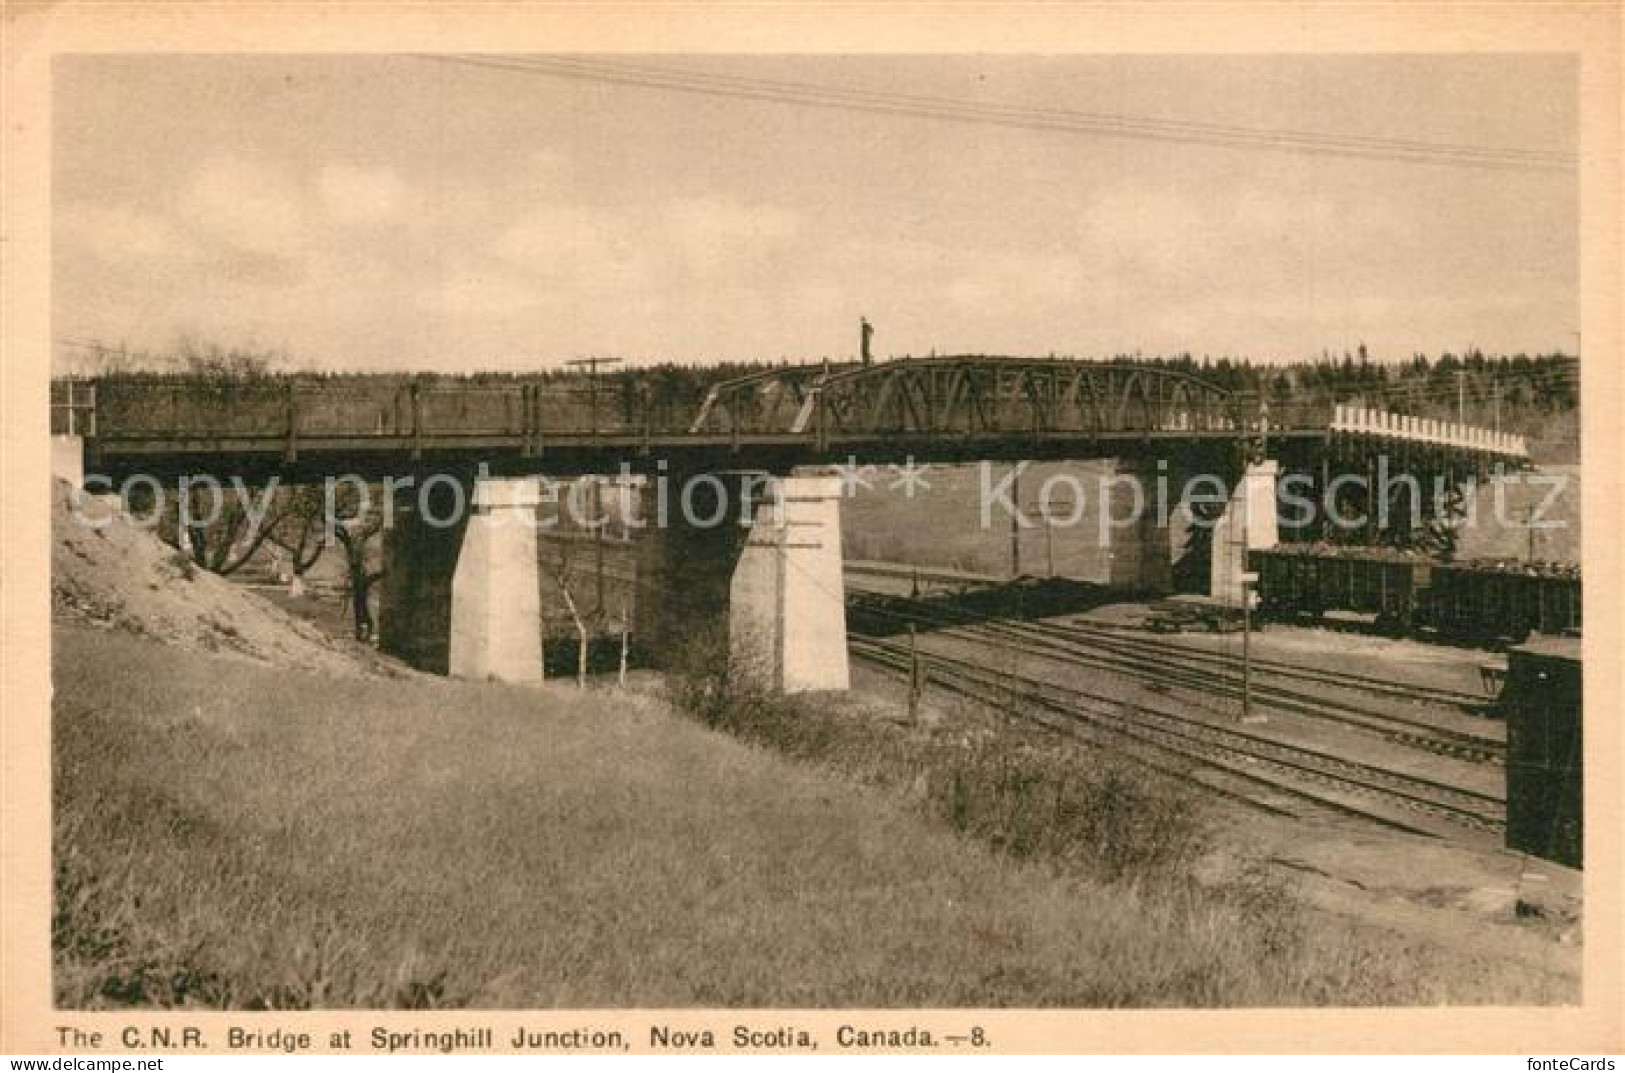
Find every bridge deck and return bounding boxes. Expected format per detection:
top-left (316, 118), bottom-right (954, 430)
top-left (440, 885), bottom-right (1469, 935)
top-left (53, 365), bottom-right (1525, 479)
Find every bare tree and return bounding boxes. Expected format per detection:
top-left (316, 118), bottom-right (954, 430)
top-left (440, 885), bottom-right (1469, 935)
top-left (547, 536), bottom-right (592, 691)
top-left (332, 512), bottom-right (387, 641)
top-left (171, 482), bottom-right (297, 577)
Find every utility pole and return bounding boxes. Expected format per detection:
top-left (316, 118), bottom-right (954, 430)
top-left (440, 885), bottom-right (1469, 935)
top-left (1456, 368), bottom-right (1467, 424)
top-left (565, 356), bottom-right (623, 443)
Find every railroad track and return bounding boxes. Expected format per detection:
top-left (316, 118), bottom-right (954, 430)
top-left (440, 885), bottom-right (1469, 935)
top-left (1057, 618), bottom-right (1489, 710)
top-left (840, 564), bottom-right (1492, 710)
top-left (847, 589), bottom-right (1505, 764)
top-left (851, 635), bottom-right (1506, 840)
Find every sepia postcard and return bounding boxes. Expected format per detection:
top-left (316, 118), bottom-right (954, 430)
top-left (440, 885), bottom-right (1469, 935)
top-left (2, 1), bottom-right (1620, 1058)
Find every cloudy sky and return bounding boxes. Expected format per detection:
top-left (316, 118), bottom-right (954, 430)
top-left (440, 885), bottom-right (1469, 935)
top-left (54, 54), bottom-right (1576, 372)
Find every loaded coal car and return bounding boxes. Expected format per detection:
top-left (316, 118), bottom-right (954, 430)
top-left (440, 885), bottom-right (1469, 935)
top-left (1498, 636), bottom-right (1582, 868)
top-left (1251, 545), bottom-right (1581, 645)
top-left (1423, 559), bottom-right (1582, 645)
top-left (1250, 544), bottom-right (1431, 633)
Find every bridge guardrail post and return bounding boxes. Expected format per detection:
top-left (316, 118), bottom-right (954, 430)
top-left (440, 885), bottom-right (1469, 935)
top-left (284, 381), bottom-right (299, 464)
top-left (641, 384), bottom-right (653, 455)
top-left (411, 379), bottom-right (424, 461)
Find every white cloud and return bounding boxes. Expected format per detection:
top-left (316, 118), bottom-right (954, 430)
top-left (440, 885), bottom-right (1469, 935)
top-left (319, 164), bottom-right (407, 225)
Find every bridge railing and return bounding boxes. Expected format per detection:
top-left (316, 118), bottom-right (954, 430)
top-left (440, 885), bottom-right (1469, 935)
top-left (60, 374), bottom-right (1526, 460)
top-left (1330, 404), bottom-right (1528, 457)
top-left (94, 379), bottom-right (290, 437)
top-left (76, 373), bottom-right (1327, 445)
top-left (50, 379), bottom-right (98, 437)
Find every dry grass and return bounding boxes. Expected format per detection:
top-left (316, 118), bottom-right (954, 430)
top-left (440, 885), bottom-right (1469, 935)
top-left (54, 623), bottom-right (1572, 1008)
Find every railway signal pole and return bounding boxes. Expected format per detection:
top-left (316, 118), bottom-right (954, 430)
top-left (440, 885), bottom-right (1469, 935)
top-left (1240, 570), bottom-right (1260, 724)
top-left (1235, 404), bottom-right (1267, 725)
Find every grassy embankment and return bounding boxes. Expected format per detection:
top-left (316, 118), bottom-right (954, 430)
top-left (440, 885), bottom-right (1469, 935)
top-left (55, 623), bottom-right (1572, 1008)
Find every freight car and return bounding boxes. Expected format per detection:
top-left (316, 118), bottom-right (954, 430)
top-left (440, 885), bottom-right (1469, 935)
top-left (1250, 545), bottom-right (1580, 646)
top-left (1250, 546), bottom-right (1433, 633)
top-left (1425, 560), bottom-right (1582, 644)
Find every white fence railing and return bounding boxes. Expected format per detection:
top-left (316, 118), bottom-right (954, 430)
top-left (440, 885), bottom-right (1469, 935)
top-left (1330, 404), bottom-right (1526, 457)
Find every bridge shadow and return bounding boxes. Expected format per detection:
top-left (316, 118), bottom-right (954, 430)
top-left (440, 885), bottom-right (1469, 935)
top-left (847, 577), bottom-right (1125, 639)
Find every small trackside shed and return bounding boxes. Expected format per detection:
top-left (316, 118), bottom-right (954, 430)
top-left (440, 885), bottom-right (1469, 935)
top-left (1501, 636), bottom-right (1583, 868)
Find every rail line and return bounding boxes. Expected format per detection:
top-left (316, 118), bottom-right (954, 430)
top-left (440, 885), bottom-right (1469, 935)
top-left (847, 589), bottom-right (1505, 764)
top-left (841, 563), bottom-right (1490, 709)
top-left (850, 635), bottom-right (1505, 840)
top-left (1061, 618), bottom-right (1490, 710)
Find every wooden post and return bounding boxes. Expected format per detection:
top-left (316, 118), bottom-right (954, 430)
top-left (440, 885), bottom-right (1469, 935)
top-left (542, 382), bottom-right (555, 458)
top-left (907, 623), bottom-right (922, 724)
top-left (410, 380), bottom-right (424, 461)
top-left (816, 358), bottom-right (831, 453)
top-left (284, 382), bottom-right (299, 464)
top-left (521, 384), bottom-right (534, 457)
top-left (641, 384), bottom-right (653, 455)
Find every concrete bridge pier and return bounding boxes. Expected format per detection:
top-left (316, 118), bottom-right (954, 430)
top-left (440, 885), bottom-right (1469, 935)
top-left (447, 478), bottom-right (547, 683)
top-left (1209, 460), bottom-right (1280, 605)
top-left (730, 475), bottom-right (850, 693)
top-left (380, 475), bottom-right (548, 683)
top-left (632, 472), bottom-right (849, 693)
top-left (52, 435), bottom-right (85, 489)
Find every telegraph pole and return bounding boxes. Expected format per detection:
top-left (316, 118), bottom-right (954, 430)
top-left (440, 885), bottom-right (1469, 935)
top-left (565, 356), bottom-right (623, 443)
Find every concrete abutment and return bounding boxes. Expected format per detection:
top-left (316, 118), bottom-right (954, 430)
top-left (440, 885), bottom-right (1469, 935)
top-left (381, 470), bottom-right (849, 693)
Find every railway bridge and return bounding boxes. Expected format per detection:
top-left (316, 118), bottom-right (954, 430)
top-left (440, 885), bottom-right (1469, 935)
top-left (51, 356), bottom-right (1527, 690)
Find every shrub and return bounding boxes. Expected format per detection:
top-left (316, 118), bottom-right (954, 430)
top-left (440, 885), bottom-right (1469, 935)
top-left (667, 624), bottom-right (1212, 887)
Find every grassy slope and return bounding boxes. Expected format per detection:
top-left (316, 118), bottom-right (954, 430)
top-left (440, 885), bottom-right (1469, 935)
top-left (54, 624), bottom-right (1573, 1009)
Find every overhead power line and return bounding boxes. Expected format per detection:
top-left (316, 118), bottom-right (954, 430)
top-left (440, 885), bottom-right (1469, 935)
top-left (417, 53), bottom-right (1576, 173)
